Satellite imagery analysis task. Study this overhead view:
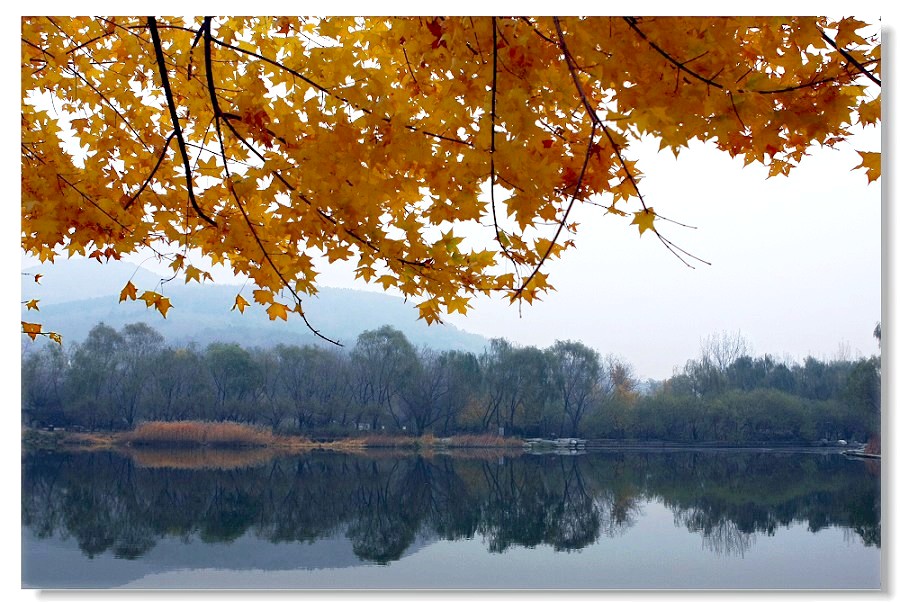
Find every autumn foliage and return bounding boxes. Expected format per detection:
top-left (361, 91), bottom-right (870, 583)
top-left (21, 17), bottom-right (880, 342)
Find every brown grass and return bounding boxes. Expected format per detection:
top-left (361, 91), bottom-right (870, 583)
top-left (53, 432), bottom-right (118, 449)
top-left (123, 421), bottom-right (276, 448)
top-left (24, 424), bottom-right (525, 455)
top-left (354, 434), bottom-right (419, 448)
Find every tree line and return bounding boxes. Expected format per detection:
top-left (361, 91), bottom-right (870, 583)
top-left (21, 322), bottom-right (880, 443)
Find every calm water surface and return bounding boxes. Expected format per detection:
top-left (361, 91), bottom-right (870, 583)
top-left (21, 448), bottom-right (880, 589)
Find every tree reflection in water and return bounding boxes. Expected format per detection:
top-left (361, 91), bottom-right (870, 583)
top-left (22, 450), bottom-right (879, 563)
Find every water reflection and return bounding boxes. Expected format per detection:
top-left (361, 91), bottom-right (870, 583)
top-left (22, 450), bottom-right (879, 564)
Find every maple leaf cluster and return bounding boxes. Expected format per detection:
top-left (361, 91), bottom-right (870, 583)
top-left (20, 16), bottom-right (880, 342)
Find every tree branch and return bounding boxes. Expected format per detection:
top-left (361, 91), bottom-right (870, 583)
top-left (512, 122), bottom-right (597, 301)
top-left (623, 17), bottom-right (724, 90)
top-left (147, 16), bottom-right (216, 227)
top-left (489, 17), bottom-right (517, 268)
top-left (201, 17), bottom-right (339, 346)
top-left (817, 26), bottom-right (881, 86)
top-left (554, 18), bottom-right (648, 212)
top-left (124, 132), bottom-right (174, 210)
top-left (624, 16), bottom-right (881, 95)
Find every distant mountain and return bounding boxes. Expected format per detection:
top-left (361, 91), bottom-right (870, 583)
top-left (21, 259), bottom-right (490, 353)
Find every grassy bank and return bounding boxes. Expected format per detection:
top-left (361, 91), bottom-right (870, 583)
top-left (22, 422), bottom-right (523, 452)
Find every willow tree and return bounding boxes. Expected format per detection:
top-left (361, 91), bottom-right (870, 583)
top-left (21, 17), bottom-right (881, 343)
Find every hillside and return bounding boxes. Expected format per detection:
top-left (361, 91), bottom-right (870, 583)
top-left (21, 260), bottom-right (490, 353)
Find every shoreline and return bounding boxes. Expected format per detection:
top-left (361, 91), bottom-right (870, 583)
top-left (22, 427), bottom-right (864, 455)
top-left (20, 427), bottom-right (523, 453)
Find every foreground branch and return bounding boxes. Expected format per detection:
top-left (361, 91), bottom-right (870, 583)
top-left (148, 16), bottom-right (216, 227)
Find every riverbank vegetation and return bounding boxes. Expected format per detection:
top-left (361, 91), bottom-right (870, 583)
top-left (125, 420), bottom-right (274, 447)
top-left (22, 322), bottom-right (880, 445)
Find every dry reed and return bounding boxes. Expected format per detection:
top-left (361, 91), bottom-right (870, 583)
top-left (124, 421), bottom-right (275, 448)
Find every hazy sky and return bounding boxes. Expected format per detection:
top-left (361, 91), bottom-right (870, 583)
top-left (333, 134), bottom-right (882, 378)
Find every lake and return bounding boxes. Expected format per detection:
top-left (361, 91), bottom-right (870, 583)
top-left (21, 448), bottom-right (880, 589)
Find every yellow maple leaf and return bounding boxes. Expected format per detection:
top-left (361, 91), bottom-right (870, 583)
top-left (267, 302), bottom-right (289, 321)
top-left (232, 294), bottom-right (250, 313)
top-left (119, 281), bottom-right (138, 302)
top-left (22, 321), bottom-right (41, 341)
top-left (376, 274), bottom-right (398, 290)
top-left (355, 265), bottom-right (377, 282)
top-left (154, 296), bottom-right (172, 318)
top-left (25, 299), bottom-right (40, 311)
top-left (853, 151), bottom-right (880, 184)
top-left (139, 291), bottom-right (162, 307)
top-left (416, 297), bottom-right (442, 324)
top-left (253, 289), bottom-right (275, 305)
top-left (857, 98), bottom-right (880, 128)
top-left (185, 266), bottom-right (203, 284)
top-left (446, 296), bottom-right (469, 315)
top-left (631, 208), bottom-right (656, 236)
top-left (33, 273), bottom-right (43, 284)
top-left (49, 332), bottom-right (63, 345)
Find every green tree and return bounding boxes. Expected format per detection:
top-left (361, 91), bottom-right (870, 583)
top-left (22, 343), bottom-right (68, 428)
top-left (205, 343), bottom-right (263, 422)
top-left (547, 340), bottom-right (601, 437)
top-left (116, 322), bottom-right (164, 427)
top-left (147, 345), bottom-right (210, 421)
top-left (350, 326), bottom-right (418, 431)
top-left (844, 356), bottom-right (880, 432)
top-left (66, 323), bottom-right (123, 429)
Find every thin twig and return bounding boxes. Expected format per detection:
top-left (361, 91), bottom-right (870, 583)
top-left (401, 46), bottom-right (419, 87)
top-left (513, 123), bottom-right (597, 301)
top-left (556, 18), bottom-right (709, 268)
top-left (623, 17), bottom-right (724, 90)
top-left (624, 16), bottom-right (880, 95)
top-left (55, 173), bottom-right (131, 232)
top-left (124, 132), bottom-right (174, 209)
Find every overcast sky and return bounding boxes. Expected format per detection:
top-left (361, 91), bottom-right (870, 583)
top-left (332, 133), bottom-right (882, 378)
